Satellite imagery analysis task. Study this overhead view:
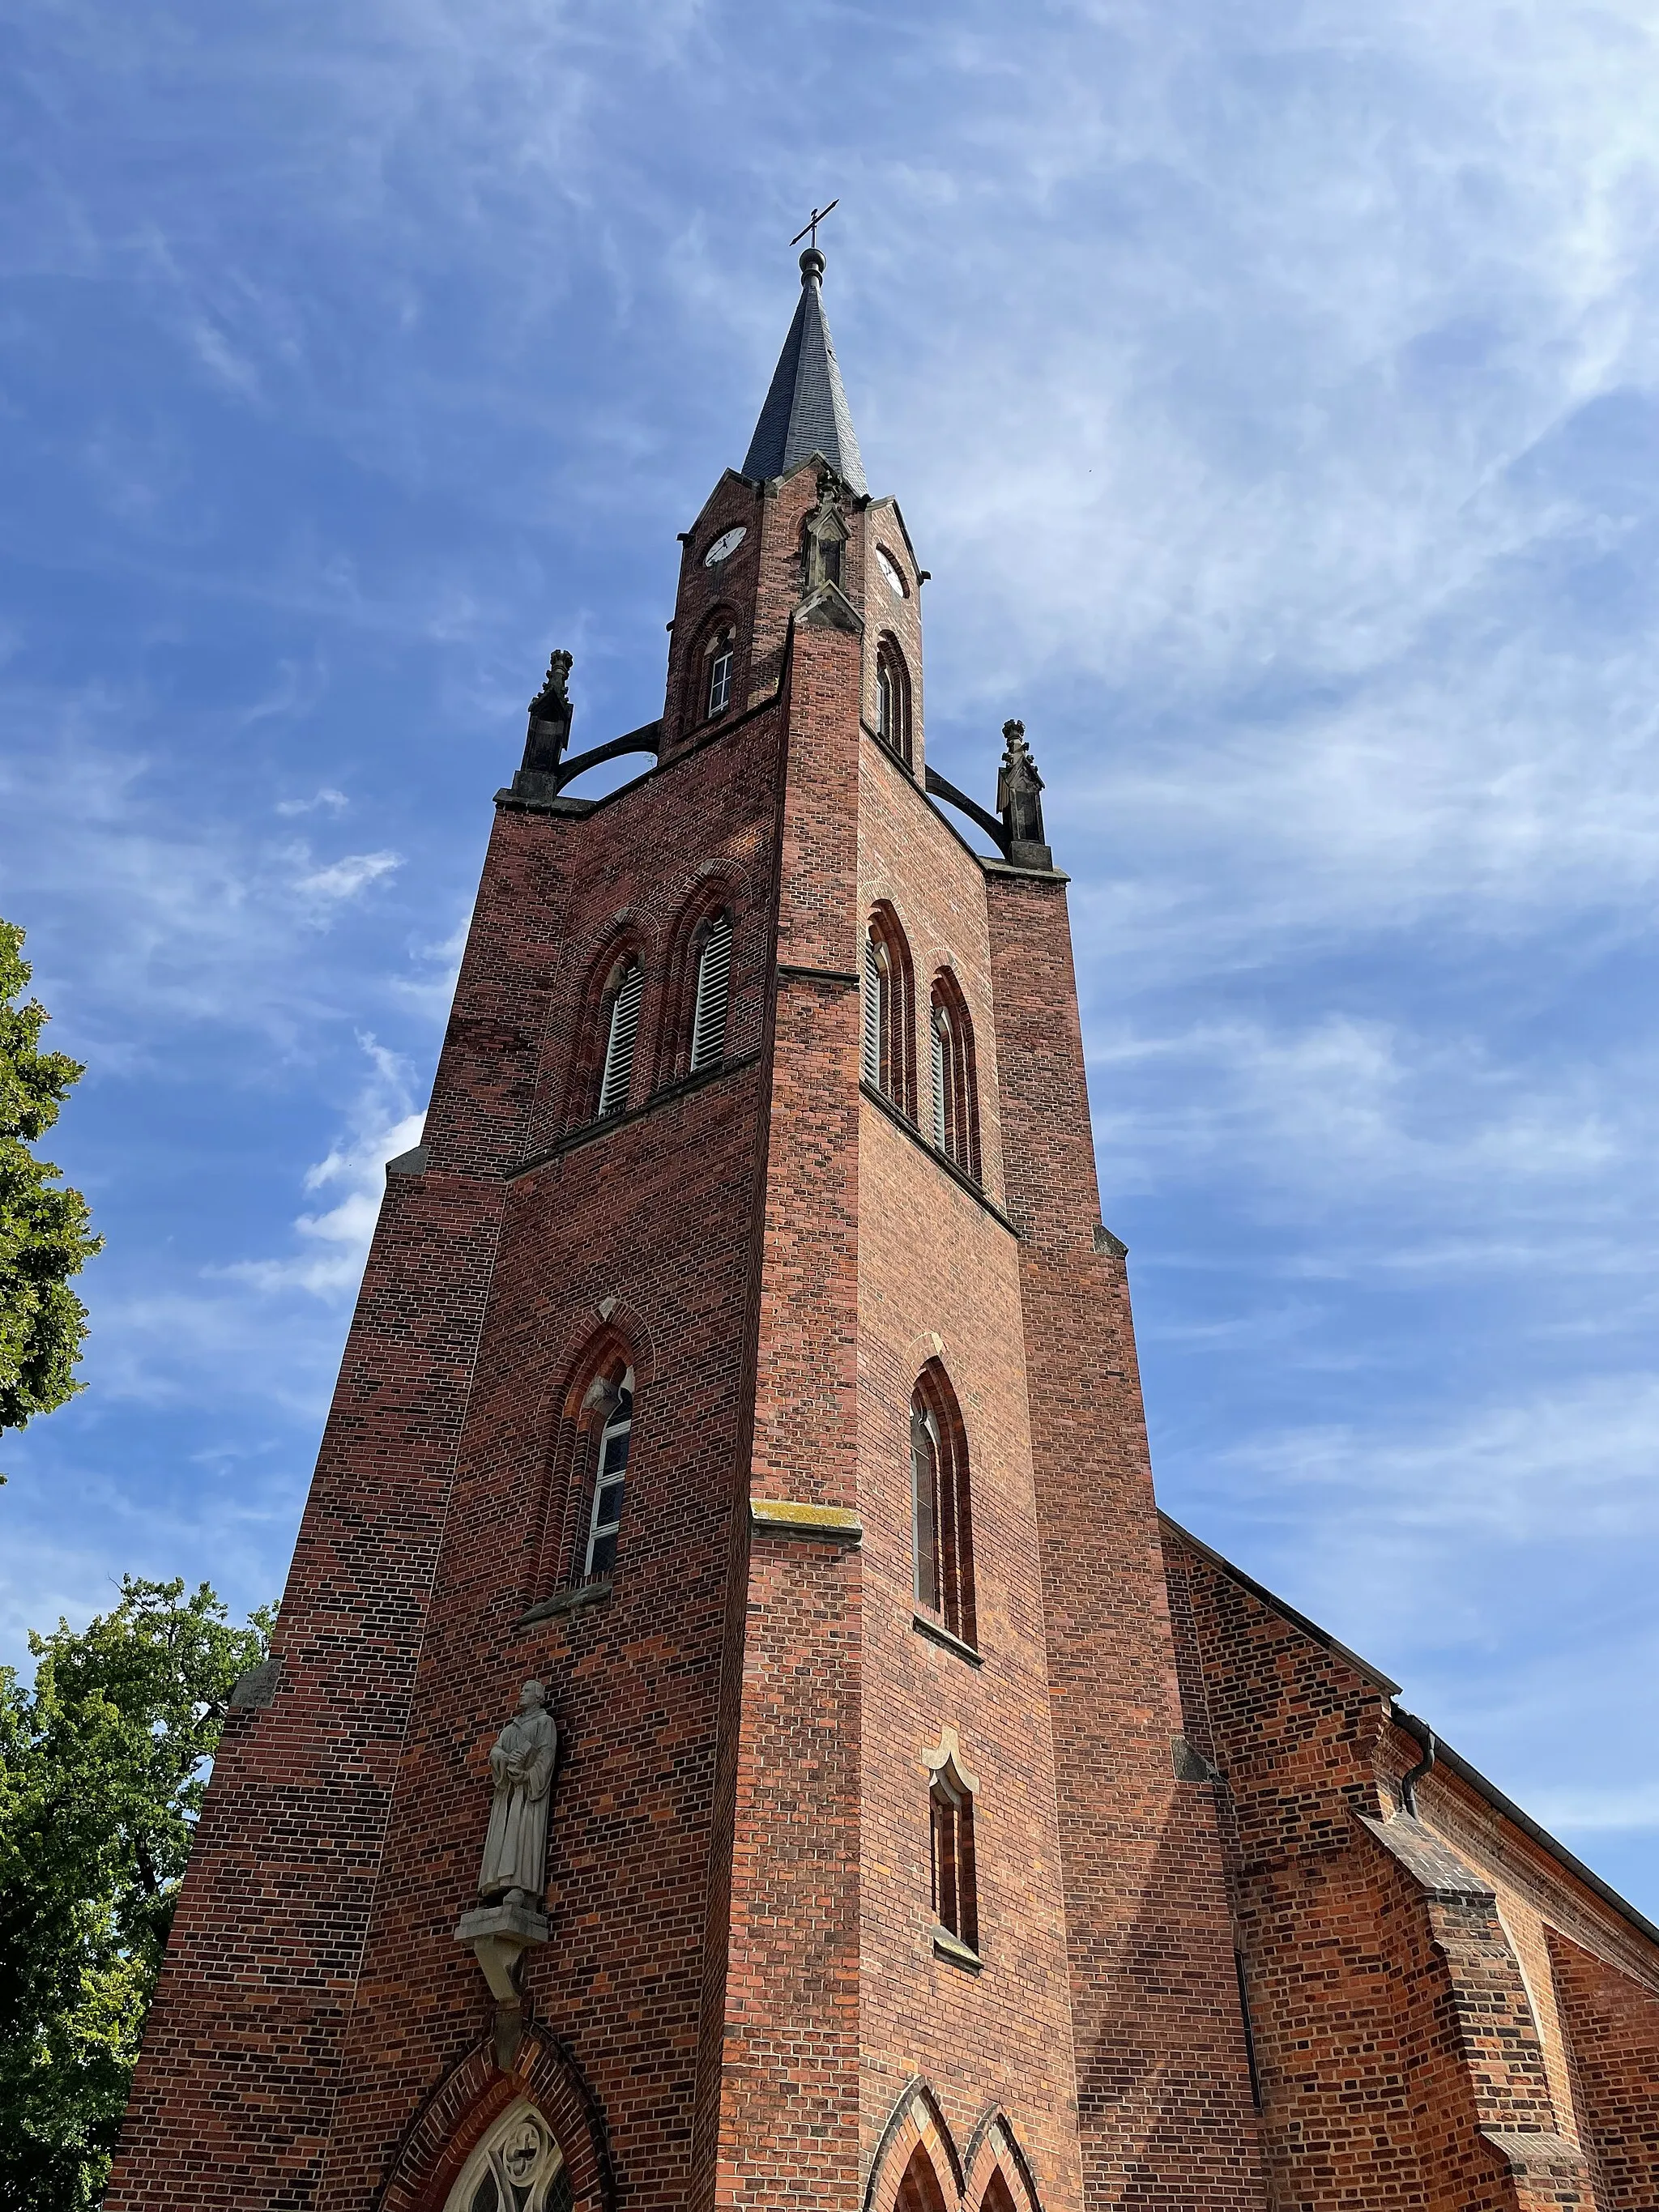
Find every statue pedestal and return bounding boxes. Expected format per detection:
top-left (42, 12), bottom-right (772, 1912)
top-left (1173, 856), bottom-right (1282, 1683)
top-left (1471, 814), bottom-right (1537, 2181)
top-left (455, 1901), bottom-right (548, 2004)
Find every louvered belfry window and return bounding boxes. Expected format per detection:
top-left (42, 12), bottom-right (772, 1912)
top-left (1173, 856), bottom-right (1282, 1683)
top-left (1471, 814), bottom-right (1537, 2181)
top-left (876, 639), bottom-right (912, 768)
top-left (862, 909), bottom-right (915, 1116)
top-left (690, 914), bottom-right (733, 1072)
top-left (863, 936), bottom-right (887, 1089)
top-left (596, 961), bottom-right (643, 1118)
top-left (928, 975), bottom-right (982, 1184)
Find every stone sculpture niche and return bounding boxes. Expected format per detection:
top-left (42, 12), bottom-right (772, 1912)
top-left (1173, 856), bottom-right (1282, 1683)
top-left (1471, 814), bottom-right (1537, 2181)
top-left (456, 1680), bottom-right (558, 2040)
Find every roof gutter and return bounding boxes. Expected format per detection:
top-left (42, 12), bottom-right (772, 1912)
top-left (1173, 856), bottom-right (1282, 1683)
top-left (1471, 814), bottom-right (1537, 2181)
top-left (1392, 1706), bottom-right (1659, 1952)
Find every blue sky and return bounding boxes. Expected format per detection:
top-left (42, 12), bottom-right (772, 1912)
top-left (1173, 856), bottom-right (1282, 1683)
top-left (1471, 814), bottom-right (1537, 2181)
top-left (5, 0), bottom-right (1659, 1914)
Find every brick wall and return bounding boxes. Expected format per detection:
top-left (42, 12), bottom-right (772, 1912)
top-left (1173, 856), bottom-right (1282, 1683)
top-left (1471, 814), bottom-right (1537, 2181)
top-left (1548, 1931), bottom-right (1659, 2209)
top-left (1163, 1520), bottom-right (1659, 2212)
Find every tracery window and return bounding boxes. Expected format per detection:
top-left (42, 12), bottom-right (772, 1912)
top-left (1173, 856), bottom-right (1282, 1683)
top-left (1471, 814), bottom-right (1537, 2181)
top-left (875, 637), bottom-right (913, 768)
top-left (929, 972), bottom-right (981, 1183)
top-left (689, 912), bottom-right (733, 1072)
top-left (862, 906), bottom-right (915, 1119)
top-left (595, 959), bottom-right (644, 1119)
top-left (445, 2101), bottom-right (572, 2212)
top-left (911, 1364), bottom-right (975, 1647)
top-left (583, 1367), bottom-right (633, 1578)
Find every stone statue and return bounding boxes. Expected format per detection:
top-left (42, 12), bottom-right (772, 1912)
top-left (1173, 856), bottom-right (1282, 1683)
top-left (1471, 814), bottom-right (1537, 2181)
top-left (996, 718), bottom-right (1052, 867)
top-left (477, 1680), bottom-right (558, 1910)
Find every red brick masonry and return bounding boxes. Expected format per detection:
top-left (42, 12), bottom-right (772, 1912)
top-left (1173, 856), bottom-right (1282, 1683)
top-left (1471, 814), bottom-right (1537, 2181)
top-left (109, 441), bottom-right (1658, 2212)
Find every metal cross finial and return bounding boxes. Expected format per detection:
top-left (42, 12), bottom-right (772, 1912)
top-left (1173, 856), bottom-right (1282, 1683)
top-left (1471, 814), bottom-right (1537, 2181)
top-left (790, 199), bottom-right (839, 251)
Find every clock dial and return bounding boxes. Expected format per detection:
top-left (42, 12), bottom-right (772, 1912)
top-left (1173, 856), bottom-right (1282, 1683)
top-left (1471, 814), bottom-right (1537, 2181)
top-left (876, 546), bottom-right (908, 597)
top-left (704, 526), bottom-right (747, 567)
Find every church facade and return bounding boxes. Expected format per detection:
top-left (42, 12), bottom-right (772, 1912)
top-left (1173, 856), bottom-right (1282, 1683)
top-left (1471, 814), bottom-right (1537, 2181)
top-left (109, 253), bottom-right (1658, 2212)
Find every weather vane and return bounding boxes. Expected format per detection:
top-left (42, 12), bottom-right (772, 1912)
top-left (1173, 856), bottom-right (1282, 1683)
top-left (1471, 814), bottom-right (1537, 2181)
top-left (790, 199), bottom-right (839, 251)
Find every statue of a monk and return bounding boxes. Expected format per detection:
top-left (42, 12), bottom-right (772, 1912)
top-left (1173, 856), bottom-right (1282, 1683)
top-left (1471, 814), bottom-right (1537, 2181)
top-left (477, 1680), bottom-right (558, 1911)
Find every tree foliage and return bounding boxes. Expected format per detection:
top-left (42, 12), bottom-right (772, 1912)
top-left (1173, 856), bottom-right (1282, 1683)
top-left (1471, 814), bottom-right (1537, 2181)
top-left (1, 918), bottom-right (102, 1455)
top-left (0, 1578), bottom-right (273, 2210)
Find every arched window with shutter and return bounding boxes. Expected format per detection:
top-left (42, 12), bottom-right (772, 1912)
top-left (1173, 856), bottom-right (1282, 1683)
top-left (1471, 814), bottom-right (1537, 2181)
top-left (929, 970), bottom-right (982, 1184)
top-left (689, 912), bottom-right (732, 1072)
top-left (862, 904), bottom-right (915, 1119)
top-left (596, 958), bottom-right (644, 1118)
top-left (875, 636), bottom-right (913, 768)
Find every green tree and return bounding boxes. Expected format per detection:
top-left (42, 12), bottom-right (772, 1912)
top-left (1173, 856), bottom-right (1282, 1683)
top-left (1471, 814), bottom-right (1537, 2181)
top-left (1, 918), bottom-right (102, 1468)
top-left (0, 1578), bottom-right (273, 2210)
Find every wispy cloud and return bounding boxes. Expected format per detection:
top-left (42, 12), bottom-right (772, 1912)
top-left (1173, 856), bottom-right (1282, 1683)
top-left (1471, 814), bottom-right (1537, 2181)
top-left (285, 846), bottom-right (402, 907)
top-left (223, 1037), bottom-right (424, 1299)
top-left (275, 786), bottom-right (349, 816)
top-left (6, 0), bottom-right (1659, 1907)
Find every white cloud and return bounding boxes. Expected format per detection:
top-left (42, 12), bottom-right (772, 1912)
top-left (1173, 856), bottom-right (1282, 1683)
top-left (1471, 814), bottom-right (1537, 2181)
top-left (224, 1037), bottom-right (424, 1299)
top-left (276, 786), bottom-right (349, 816)
top-left (286, 846), bottom-right (402, 906)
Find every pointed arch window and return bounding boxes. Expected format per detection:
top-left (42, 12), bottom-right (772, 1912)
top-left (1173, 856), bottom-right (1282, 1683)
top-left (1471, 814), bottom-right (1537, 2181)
top-left (583, 1366), bottom-right (633, 1578)
top-left (929, 973), bottom-right (981, 1184)
top-left (445, 2101), bottom-right (573, 2212)
top-left (911, 1364), bottom-right (975, 1647)
top-left (705, 629), bottom-right (735, 718)
top-left (895, 2146), bottom-right (950, 2212)
top-left (923, 1728), bottom-right (979, 1958)
top-left (689, 912), bottom-right (733, 1072)
top-left (862, 906), bottom-right (916, 1119)
top-left (876, 637), bottom-right (913, 769)
top-left (596, 960), bottom-right (644, 1119)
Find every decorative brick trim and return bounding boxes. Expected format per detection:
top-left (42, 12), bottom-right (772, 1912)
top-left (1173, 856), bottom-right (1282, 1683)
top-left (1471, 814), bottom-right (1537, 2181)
top-left (862, 2077), bottom-right (966, 2212)
top-left (373, 2024), bottom-right (614, 2212)
top-left (962, 2105), bottom-right (1044, 2212)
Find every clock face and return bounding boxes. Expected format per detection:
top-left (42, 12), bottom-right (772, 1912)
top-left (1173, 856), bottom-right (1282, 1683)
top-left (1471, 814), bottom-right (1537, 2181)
top-left (876, 546), bottom-right (908, 597)
top-left (704, 526), bottom-right (747, 568)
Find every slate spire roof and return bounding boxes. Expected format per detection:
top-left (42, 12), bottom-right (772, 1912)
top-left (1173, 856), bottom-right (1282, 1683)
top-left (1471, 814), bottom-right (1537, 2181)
top-left (741, 247), bottom-right (868, 496)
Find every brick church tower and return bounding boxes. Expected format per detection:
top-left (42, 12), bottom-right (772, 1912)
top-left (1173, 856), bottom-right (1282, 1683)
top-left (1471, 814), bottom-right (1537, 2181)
top-left (110, 254), bottom-right (1659, 2212)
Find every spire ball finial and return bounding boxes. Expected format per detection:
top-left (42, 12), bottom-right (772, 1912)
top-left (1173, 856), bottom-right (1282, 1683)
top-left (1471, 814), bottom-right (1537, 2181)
top-left (800, 245), bottom-right (825, 285)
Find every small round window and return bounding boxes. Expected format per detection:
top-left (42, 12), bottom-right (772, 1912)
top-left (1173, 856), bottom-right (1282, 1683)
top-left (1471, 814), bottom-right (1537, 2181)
top-left (447, 2102), bottom-right (572, 2212)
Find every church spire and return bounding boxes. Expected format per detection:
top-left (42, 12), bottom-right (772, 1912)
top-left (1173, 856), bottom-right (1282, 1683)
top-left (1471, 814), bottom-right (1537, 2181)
top-left (740, 247), bottom-right (868, 495)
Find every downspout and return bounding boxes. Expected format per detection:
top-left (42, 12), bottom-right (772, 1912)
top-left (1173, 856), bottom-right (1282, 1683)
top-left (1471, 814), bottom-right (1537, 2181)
top-left (1397, 1719), bottom-right (1437, 1818)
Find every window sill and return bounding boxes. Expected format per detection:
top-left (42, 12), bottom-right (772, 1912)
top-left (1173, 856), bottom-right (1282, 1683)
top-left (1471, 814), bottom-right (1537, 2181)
top-left (912, 1612), bottom-right (983, 1667)
top-left (859, 718), bottom-right (916, 778)
top-left (518, 1579), bottom-right (612, 1627)
top-left (507, 1049), bottom-right (762, 1181)
top-left (931, 1926), bottom-right (983, 1974)
top-left (859, 1079), bottom-right (1018, 1236)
